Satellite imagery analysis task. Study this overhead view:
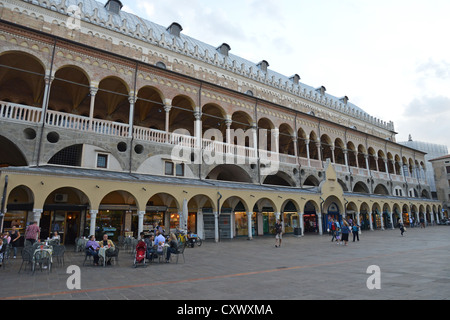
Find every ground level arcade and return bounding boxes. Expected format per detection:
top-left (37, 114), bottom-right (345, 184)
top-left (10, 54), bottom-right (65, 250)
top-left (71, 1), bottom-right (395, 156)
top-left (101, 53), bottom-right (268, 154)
top-left (0, 164), bottom-right (443, 245)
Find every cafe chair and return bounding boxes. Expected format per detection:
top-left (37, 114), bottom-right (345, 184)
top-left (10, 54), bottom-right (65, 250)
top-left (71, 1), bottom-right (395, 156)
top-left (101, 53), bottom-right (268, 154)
top-left (171, 242), bottom-right (186, 264)
top-left (32, 250), bottom-right (52, 274)
top-left (52, 245), bottom-right (65, 267)
top-left (18, 247), bottom-right (34, 273)
top-left (106, 247), bottom-right (119, 266)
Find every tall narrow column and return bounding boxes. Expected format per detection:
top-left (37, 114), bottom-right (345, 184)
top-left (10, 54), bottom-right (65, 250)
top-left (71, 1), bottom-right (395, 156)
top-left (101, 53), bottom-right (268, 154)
top-left (305, 139), bottom-right (311, 167)
top-left (138, 211), bottom-right (145, 237)
top-left (32, 209), bottom-right (43, 227)
top-left (89, 210), bottom-right (98, 237)
top-left (88, 86), bottom-right (98, 131)
top-left (128, 93), bottom-right (135, 138)
top-left (214, 211), bottom-right (219, 243)
top-left (194, 108), bottom-right (202, 149)
top-left (247, 212), bottom-right (253, 240)
top-left (40, 75), bottom-right (53, 124)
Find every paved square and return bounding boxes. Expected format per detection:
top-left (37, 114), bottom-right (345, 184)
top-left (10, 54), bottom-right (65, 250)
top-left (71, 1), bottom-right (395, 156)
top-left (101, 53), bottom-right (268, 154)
top-left (0, 226), bottom-right (449, 300)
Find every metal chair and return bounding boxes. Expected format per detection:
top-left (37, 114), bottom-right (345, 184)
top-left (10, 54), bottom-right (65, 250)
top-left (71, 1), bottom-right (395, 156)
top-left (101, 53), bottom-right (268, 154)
top-left (52, 245), bottom-right (65, 267)
top-left (18, 247), bottom-right (34, 273)
top-left (33, 249), bottom-right (52, 274)
top-left (171, 242), bottom-right (186, 264)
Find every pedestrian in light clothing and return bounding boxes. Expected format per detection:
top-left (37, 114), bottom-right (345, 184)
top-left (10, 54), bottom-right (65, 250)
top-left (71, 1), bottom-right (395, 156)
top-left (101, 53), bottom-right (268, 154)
top-left (334, 220), bottom-right (341, 245)
top-left (274, 219), bottom-right (282, 248)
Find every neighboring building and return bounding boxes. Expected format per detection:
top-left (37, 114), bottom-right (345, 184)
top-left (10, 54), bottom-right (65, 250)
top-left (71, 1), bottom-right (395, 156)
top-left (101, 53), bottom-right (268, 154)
top-left (0, 0), bottom-right (442, 244)
top-left (399, 135), bottom-right (449, 199)
top-left (429, 155), bottom-right (450, 218)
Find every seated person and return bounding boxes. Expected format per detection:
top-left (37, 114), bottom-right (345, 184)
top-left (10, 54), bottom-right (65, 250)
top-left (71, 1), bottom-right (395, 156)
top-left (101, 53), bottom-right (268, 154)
top-left (154, 231), bottom-right (165, 255)
top-left (85, 235), bottom-right (100, 265)
top-left (165, 233), bottom-right (179, 263)
top-left (101, 234), bottom-right (117, 265)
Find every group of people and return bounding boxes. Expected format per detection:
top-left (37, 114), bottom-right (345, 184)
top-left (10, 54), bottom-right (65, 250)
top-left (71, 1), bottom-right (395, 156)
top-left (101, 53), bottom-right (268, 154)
top-left (139, 231), bottom-right (179, 263)
top-left (328, 218), bottom-right (360, 246)
top-left (85, 234), bottom-right (118, 266)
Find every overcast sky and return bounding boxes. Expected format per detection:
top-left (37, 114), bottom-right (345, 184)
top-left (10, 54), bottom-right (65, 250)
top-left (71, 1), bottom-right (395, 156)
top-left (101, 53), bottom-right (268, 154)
top-left (123, 0), bottom-right (450, 152)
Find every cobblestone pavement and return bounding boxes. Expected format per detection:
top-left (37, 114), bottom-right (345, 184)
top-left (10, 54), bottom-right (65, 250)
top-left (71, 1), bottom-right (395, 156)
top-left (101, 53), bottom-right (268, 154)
top-left (0, 226), bottom-right (449, 300)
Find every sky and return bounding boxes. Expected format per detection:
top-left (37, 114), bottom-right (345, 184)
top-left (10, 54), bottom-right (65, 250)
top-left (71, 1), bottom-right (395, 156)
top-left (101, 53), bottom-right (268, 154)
top-left (122, 0), bottom-right (450, 152)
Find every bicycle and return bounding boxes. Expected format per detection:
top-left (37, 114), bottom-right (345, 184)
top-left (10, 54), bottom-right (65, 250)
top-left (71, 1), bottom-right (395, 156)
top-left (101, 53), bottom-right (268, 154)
top-left (175, 229), bottom-right (202, 248)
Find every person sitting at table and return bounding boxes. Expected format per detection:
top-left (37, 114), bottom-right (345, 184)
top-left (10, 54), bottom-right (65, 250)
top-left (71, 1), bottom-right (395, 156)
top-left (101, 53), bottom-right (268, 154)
top-left (85, 235), bottom-right (100, 266)
top-left (144, 234), bottom-right (157, 261)
top-left (51, 231), bottom-right (60, 244)
top-left (165, 233), bottom-right (179, 263)
top-left (101, 234), bottom-right (116, 265)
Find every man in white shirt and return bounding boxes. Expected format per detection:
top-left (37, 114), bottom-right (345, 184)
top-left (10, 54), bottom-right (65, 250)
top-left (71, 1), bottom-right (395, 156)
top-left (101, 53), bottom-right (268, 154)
top-left (154, 231), bottom-right (165, 246)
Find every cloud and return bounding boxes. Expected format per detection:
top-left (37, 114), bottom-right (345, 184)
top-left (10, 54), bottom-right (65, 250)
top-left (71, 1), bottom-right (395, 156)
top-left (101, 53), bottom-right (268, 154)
top-left (396, 95), bottom-right (450, 149)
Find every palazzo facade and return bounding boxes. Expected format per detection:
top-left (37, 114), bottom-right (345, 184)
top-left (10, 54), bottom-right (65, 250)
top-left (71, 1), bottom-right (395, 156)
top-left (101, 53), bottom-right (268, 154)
top-left (0, 0), bottom-right (443, 244)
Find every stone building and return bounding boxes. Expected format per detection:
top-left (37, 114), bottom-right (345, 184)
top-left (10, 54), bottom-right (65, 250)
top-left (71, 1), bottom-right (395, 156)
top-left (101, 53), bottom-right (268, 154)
top-left (429, 155), bottom-right (450, 218)
top-left (0, 0), bottom-right (442, 244)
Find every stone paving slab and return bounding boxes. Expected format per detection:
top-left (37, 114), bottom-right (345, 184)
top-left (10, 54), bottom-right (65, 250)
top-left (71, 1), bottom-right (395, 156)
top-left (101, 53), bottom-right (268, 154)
top-left (0, 226), bottom-right (449, 301)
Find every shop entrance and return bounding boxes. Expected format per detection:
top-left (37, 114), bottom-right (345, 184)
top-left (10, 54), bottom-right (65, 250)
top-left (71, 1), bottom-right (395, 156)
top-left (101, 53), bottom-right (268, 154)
top-left (40, 205), bottom-right (85, 244)
top-left (303, 201), bottom-right (319, 234)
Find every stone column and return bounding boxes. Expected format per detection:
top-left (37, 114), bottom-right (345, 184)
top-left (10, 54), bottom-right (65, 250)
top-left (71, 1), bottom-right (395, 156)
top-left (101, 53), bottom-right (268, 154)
top-left (88, 86), bottom-right (98, 131)
top-left (164, 105), bottom-right (172, 133)
top-left (214, 211), bottom-right (219, 243)
top-left (32, 209), bottom-right (43, 227)
top-left (305, 139), bottom-right (311, 167)
top-left (138, 211), bottom-right (145, 237)
top-left (40, 75), bottom-right (54, 124)
top-left (299, 211), bottom-right (304, 236)
top-left (194, 109), bottom-right (202, 148)
top-left (247, 211), bottom-right (253, 240)
top-left (89, 210), bottom-right (98, 237)
top-left (128, 94), bottom-right (135, 138)
top-left (317, 212), bottom-right (323, 235)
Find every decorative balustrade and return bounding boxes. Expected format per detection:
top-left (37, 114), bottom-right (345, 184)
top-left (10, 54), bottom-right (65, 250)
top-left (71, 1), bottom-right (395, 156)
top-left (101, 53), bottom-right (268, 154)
top-left (0, 101), bottom-right (428, 185)
top-left (0, 102), bottom-right (42, 123)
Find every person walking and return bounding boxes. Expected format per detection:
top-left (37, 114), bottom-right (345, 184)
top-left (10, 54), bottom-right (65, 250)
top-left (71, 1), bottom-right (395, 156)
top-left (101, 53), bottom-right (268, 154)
top-left (24, 221), bottom-right (40, 245)
top-left (352, 222), bottom-right (360, 242)
top-left (399, 221), bottom-right (406, 236)
top-left (341, 220), bottom-right (350, 246)
top-left (334, 219), bottom-right (341, 244)
top-left (274, 219), bottom-right (282, 248)
top-left (329, 218), bottom-right (337, 242)
top-left (8, 225), bottom-right (20, 258)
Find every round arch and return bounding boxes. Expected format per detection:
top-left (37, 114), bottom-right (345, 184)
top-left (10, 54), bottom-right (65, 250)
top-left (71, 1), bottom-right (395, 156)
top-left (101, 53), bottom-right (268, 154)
top-left (48, 65), bottom-right (91, 116)
top-left (206, 164), bottom-right (253, 183)
top-left (0, 135), bottom-right (28, 167)
top-left (0, 50), bottom-right (46, 107)
top-left (95, 76), bottom-right (131, 123)
top-left (134, 85), bottom-right (165, 129)
top-left (41, 186), bottom-right (91, 244)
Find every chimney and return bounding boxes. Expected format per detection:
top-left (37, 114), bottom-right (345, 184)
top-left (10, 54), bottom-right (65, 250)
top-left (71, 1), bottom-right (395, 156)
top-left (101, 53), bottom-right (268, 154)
top-left (339, 96), bottom-right (349, 104)
top-left (315, 86), bottom-right (326, 95)
top-left (257, 60), bottom-right (269, 73)
top-left (167, 22), bottom-right (183, 37)
top-left (104, 0), bottom-right (123, 14)
top-left (289, 74), bottom-right (300, 85)
top-left (216, 43), bottom-right (231, 57)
